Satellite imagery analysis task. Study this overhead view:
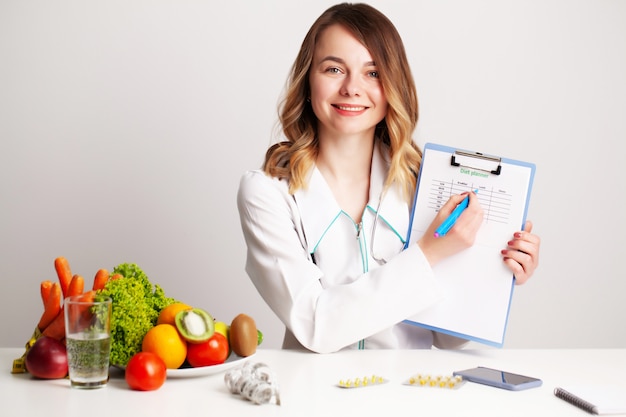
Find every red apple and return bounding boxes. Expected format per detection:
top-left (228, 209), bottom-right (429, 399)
top-left (25, 336), bottom-right (68, 379)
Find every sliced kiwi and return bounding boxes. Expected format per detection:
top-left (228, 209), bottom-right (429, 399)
top-left (174, 308), bottom-right (215, 343)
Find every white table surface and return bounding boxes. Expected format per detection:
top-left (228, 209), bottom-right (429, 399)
top-left (3, 347), bottom-right (625, 416)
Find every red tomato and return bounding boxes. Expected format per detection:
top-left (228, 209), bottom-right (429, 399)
top-left (125, 352), bottom-right (167, 391)
top-left (186, 332), bottom-right (229, 367)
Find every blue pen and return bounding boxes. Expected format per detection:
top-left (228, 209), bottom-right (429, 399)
top-left (434, 190), bottom-right (478, 238)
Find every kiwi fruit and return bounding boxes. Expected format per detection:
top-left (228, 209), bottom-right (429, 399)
top-left (175, 308), bottom-right (215, 343)
top-left (230, 313), bottom-right (258, 357)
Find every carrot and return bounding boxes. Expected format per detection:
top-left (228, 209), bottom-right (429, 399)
top-left (54, 257), bottom-right (73, 297)
top-left (110, 273), bottom-right (123, 281)
top-left (65, 290), bottom-right (99, 333)
top-left (77, 290), bottom-right (97, 326)
top-left (77, 290), bottom-right (96, 303)
top-left (92, 268), bottom-right (109, 291)
top-left (67, 274), bottom-right (84, 297)
top-left (37, 282), bottom-right (61, 331)
top-left (40, 280), bottom-right (54, 306)
top-left (41, 308), bottom-right (66, 340)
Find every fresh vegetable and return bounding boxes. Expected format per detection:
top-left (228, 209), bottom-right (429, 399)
top-left (110, 273), bottom-right (123, 281)
top-left (40, 282), bottom-right (94, 342)
top-left (54, 256), bottom-right (73, 297)
top-left (25, 336), bottom-right (68, 379)
top-left (229, 313), bottom-right (258, 357)
top-left (67, 274), bottom-right (84, 297)
top-left (40, 280), bottom-right (53, 305)
top-left (37, 282), bottom-right (61, 331)
top-left (125, 352), bottom-right (167, 391)
top-left (41, 307), bottom-right (66, 340)
top-left (186, 332), bottom-right (229, 367)
top-left (96, 263), bottom-right (177, 366)
top-left (68, 290), bottom-right (98, 330)
top-left (76, 290), bottom-right (96, 303)
top-left (92, 269), bottom-right (109, 291)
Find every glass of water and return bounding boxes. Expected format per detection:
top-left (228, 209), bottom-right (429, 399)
top-left (64, 294), bottom-right (112, 389)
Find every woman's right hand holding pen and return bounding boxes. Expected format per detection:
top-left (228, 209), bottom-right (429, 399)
top-left (418, 191), bottom-right (484, 266)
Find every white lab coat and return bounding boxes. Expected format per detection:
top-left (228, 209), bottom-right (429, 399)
top-left (237, 145), bottom-right (464, 353)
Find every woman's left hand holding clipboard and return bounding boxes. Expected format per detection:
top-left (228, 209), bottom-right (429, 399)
top-left (502, 220), bottom-right (540, 285)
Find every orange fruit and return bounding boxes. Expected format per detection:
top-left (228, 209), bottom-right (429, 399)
top-left (157, 302), bottom-right (192, 326)
top-left (142, 324), bottom-right (187, 369)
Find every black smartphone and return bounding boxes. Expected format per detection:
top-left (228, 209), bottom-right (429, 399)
top-left (453, 366), bottom-right (542, 391)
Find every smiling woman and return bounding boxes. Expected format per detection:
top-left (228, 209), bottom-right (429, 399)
top-left (236, 2), bottom-right (540, 354)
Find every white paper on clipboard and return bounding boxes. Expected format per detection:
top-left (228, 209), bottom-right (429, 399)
top-left (404, 143), bottom-right (536, 347)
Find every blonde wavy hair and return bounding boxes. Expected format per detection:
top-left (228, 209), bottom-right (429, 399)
top-left (263, 3), bottom-right (422, 203)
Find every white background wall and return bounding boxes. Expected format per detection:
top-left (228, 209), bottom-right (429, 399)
top-left (1, 0), bottom-right (625, 349)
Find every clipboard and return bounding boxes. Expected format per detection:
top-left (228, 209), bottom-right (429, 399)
top-left (404, 142), bottom-right (536, 347)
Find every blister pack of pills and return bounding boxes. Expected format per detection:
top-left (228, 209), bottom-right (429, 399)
top-left (403, 373), bottom-right (465, 389)
top-left (337, 375), bottom-right (389, 388)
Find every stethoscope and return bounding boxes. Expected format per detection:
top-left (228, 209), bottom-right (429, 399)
top-left (369, 182), bottom-right (419, 266)
top-left (369, 193), bottom-right (387, 265)
top-left (369, 189), bottom-right (405, 266)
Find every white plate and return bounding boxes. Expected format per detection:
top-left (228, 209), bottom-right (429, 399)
top-left (166, 353), bottom-right (254, 378)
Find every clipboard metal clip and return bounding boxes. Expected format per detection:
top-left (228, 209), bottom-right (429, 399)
top-left (451, 150), bottom-right (502, 175)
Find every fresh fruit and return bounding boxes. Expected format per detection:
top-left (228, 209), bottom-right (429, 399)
top-left (142, 324), bottom-right (187, 369)
top-left (229, 313), bottom-right (258, 357)
top-left (25, 336), bottom-right (68, 379)
top-left (174, 308), bottom-right (214, 344)
top-left (125, 352), bottom-right (167, 391)
top-left (157, 302), bottom-right (192, 326)
top-left (214, 321), bottom-right (229, 339)
top-left (186, 333), bottom-right (229, 367)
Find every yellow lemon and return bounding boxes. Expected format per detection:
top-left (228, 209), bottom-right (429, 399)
top-left (214, 321), bottom-right (230, 339)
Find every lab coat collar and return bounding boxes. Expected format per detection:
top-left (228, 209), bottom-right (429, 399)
top-left (294, 144), bottom-right (409, 253)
